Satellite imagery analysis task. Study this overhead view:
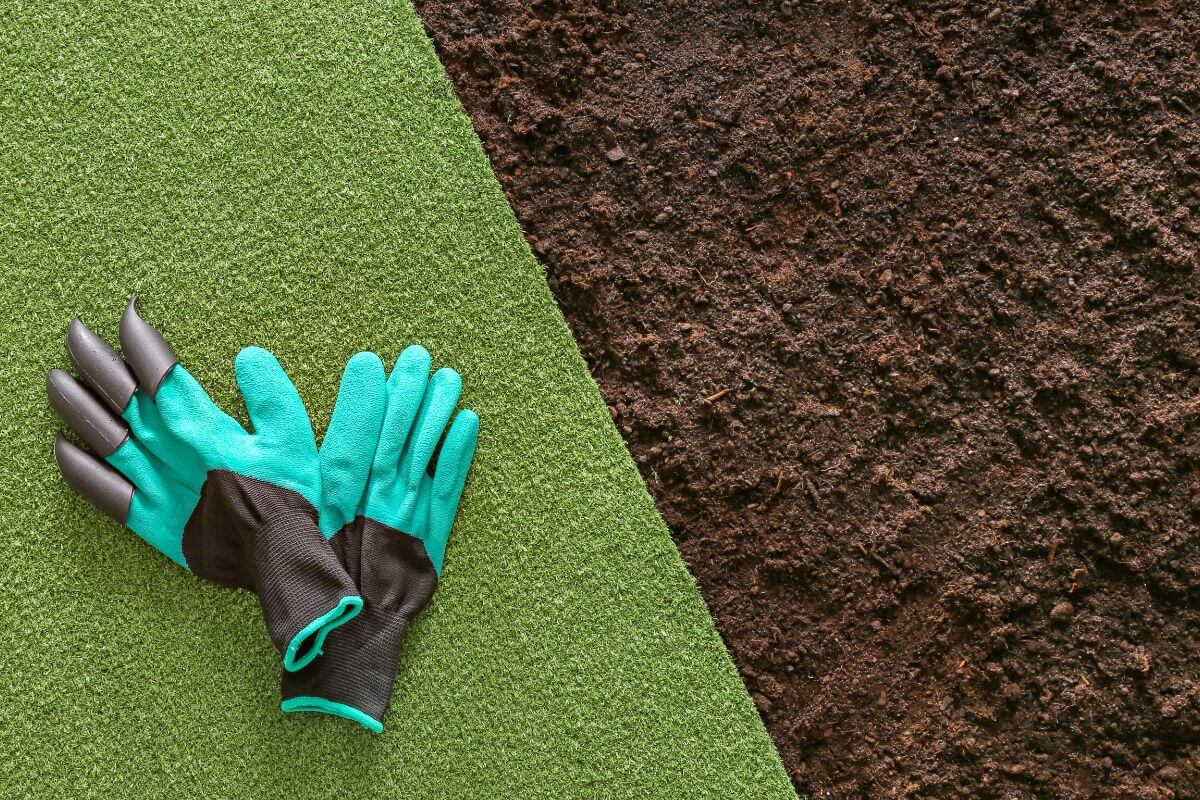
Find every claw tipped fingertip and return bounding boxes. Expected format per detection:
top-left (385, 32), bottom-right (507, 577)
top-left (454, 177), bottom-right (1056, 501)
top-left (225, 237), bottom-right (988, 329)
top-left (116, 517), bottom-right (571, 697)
top-left (67, 318), bottom-right (137, 413)
top-left (119, 297), bottom-right (178, 399)
top-left (47, 368), bottom-right (130, 457)
top-left (53, 434), bottom-right (134, 524)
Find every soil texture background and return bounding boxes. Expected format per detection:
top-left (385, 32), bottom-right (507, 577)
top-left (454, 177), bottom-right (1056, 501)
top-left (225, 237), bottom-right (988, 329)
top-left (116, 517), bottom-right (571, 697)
top-left (415, 1), bottom-right (1200, 796)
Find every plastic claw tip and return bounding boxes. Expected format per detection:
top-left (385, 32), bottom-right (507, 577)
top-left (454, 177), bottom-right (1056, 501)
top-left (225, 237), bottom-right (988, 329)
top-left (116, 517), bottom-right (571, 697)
top-left (66, 318), bottom-right (137, 414)
top-left (119, 298), bottom-right (178, 399)
top-left (47, 369), bottom-right (130, 457)
top-left (53, 434), bottom-right (134, 524)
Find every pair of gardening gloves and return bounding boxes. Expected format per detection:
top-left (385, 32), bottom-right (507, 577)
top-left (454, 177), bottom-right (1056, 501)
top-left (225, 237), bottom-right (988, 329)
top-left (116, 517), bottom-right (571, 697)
top-left (46, 299), bottom-right (478, 733)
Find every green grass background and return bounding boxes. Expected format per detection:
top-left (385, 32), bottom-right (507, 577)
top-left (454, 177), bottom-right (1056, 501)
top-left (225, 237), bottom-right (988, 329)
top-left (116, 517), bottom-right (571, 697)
top-left (0, 1), bottom-right (793, 797)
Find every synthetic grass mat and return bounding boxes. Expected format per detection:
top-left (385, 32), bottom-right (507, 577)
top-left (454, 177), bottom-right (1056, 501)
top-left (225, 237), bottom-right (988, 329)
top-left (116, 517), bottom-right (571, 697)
top-left (0, 1), bottom-right (793, 798)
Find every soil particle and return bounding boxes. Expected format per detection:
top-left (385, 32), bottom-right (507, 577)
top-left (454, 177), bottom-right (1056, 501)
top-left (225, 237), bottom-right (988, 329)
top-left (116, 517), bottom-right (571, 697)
top-left (1051, 600), bottom-right (1076, 624)
top-left (415, 0), bottom-right (1200, 797)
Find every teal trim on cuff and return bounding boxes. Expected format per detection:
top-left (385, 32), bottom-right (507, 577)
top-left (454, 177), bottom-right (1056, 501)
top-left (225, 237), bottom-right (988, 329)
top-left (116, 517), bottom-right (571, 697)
top-left (281, 595), bottom-right (363, 672)
top-left (281, 696), bottom-right (384, 734)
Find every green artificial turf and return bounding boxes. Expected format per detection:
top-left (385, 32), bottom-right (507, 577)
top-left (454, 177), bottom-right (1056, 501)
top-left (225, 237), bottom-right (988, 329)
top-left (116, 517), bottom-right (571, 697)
top-left (0, 1), bottom-right (794, 797)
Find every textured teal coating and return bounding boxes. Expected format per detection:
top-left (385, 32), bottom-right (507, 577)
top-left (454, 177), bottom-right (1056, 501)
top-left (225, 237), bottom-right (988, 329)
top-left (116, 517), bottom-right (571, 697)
top-left (102, 353), bottom-right (324, 568)
top-left (313, 344), bottom-right (481, 572)
top-left (316, 352), bottom-right (387, 537)
top-left (366, 345), bottom-right (434, 495)
top-left (420, 409), bottom-right (479, 572)
top-left (343, 347), bottom-right (479, 574)
top-left (280, 696), bottom-right (384, 734)
top-left (155, 350), bottom-right (322, 508)
top-left (122, 390), bottom-right (208, 486)
top-left (109, 439), bottom-right (196, 568)
top-left (106, 385), bottom-right (208, 567)
top-left (94, 348), bottom-right (361, 669)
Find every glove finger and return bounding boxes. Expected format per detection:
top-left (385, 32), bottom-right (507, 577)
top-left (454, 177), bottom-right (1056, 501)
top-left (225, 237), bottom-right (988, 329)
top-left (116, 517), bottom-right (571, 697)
top-left (104, 434), bottom-right (176, 495)
top-left (65, 319), bottom-right (199, 485)
top-left (119, 298), bottom-right (179, 400)
top-left (398, 367), bottom-right (462, 500)
top-left (47, 369), bottom-right (130, 457)
top-left (234, 347), bottom-right (317, 452)
top-left (319, 352), bottom-right (386, 527)
top-left (153, 363), bottom-right (249, 454)
top-left (424, 409), bottom-right (479, 573)
top-left (53, 434), bottom-right (134, 524)
top-left (432, 409), bottom-right (479, 504)
top-left (372, 344), bottom-right (432, 479)
top-left (66, 318), bottom-right (136, 414)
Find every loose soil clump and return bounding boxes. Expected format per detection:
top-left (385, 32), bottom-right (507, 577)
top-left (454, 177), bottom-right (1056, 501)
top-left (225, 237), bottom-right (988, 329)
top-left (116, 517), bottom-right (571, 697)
top-left (416, 1), bottom-right (1200, 796)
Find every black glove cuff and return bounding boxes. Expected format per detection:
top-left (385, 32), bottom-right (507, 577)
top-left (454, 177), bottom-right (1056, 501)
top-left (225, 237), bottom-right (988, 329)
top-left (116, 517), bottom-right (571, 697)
top-left (253, 512), bottom-right (363, 671)
top-left (279, 518), bottom-right (438, 731)
top-left (280, 613), bottom-right (413, 728)
top-left (182, 470), bottom-right (362, 671)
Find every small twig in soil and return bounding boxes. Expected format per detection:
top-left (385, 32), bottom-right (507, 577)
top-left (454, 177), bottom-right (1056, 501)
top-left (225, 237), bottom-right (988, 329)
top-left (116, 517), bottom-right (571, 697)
top-left (773, 471), bottom-right (785, 495)
top-left (692, 268), bottom-right (712, 287)
top-left (705, 387), bottom-right (731, 403)
top-left (856, 542), bottom-right (901, 578)
top-left (1047, 539), bottom-right (1060, 562)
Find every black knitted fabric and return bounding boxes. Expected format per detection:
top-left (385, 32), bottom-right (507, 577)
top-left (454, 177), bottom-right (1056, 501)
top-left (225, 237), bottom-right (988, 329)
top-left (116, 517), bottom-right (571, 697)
top-left (182, 470), bottom-right (360, 662)
top-left (279, 517), bottom-right (438, 723)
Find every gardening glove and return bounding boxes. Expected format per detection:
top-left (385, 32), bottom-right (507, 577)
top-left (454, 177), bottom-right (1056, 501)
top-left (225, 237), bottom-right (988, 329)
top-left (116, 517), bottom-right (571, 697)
top-left (48, 299), bottom-right (363, 671)
top-left (280, 344), bottom-right (479, 733)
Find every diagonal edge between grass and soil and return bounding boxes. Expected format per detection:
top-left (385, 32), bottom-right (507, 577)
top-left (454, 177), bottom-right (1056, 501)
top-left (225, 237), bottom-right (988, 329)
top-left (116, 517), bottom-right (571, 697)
top-left (0, 1), bottom-right (794, 798)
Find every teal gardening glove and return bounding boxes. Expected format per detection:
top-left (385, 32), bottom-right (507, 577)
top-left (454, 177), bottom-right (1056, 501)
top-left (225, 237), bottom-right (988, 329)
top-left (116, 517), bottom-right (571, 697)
top-left (48, 300), bottom-right (363, 671)
top-left (279, 344), bottom-right (479, 733)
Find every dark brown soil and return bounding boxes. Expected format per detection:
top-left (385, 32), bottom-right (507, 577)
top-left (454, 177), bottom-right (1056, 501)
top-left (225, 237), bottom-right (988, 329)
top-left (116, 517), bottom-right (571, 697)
top-left (414, 1), bottom-right (1200, 796)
